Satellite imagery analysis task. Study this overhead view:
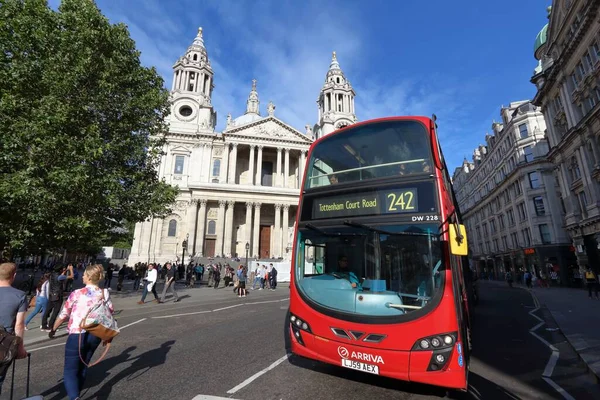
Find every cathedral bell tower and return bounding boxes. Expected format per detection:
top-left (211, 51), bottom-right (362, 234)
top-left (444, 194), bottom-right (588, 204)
top-left (169, 27), bottom-right (216, 132)
top-left (315, 51), bottom-right (357, 139)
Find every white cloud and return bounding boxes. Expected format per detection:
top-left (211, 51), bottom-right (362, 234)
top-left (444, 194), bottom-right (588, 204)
top-left (91, 0), bottom-right (483, 169)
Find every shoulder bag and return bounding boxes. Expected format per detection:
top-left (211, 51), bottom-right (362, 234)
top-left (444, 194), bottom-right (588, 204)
top-left (79, 289), bottom-right (120, 367)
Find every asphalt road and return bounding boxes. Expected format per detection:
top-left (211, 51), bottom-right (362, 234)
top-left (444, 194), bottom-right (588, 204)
top-left (3, 282), bottom-right (598, 400)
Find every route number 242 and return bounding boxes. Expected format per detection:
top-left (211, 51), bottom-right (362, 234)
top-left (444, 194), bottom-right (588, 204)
top-left (387, 191), bottom-right (415, 212)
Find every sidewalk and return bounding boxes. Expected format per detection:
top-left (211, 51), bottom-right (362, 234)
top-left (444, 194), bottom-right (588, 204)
top-left (526, 283), bottom-right (600, 381)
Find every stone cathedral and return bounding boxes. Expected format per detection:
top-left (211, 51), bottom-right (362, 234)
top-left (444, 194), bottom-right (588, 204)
top-left (128, 28), bottom-right (358, 265)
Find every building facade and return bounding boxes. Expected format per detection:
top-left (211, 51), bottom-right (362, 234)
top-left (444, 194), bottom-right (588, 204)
top-left (452, 101), bottom-right (574, 283)
top-left (128, 28), bottom-right (357, 265)
top-left (531, 1), bottom-right (600, 280)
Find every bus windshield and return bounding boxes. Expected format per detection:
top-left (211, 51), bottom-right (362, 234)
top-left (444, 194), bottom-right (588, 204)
top-left (295, 222), bottom-right (444, 318)
top-left (306, 120), bottom-right (432, 189)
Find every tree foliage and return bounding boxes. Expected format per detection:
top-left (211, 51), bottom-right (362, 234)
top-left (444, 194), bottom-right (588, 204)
top-left (0, 0), bottom-right (178, 258)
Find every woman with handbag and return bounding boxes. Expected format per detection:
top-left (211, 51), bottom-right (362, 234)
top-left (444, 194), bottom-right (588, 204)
top-left (24, 273), bottom-right (51, 330)
top-left (49, 264), bottom-right (115, 400)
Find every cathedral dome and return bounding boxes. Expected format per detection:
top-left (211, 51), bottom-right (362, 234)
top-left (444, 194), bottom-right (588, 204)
top-left (233, 113), bottom-right (262, 126)
top-left (534, 23), bottom-right (548, 59)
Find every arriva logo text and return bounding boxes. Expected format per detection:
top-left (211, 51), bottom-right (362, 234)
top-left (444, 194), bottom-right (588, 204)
top-left (337, 346), bottom-right (385, 364)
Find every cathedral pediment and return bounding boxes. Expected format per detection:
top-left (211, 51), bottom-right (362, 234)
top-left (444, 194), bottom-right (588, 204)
top-left (224, 116), bottom-right (313, 145)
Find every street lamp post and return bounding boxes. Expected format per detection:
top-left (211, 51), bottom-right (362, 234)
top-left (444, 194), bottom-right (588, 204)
top-left (182, 233), bottom-right (189, 269)
top-left (245, 242), bottom-right (250, 270)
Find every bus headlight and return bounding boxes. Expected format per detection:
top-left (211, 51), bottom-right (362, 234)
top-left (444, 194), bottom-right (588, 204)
top-left (290, 313), bottom-right (312, 346)
top-left (412, 332), bottom-right (457, 351)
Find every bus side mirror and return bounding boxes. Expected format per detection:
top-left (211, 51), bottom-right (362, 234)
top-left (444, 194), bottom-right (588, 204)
top-left (449, 224), bottom-right (468, 256)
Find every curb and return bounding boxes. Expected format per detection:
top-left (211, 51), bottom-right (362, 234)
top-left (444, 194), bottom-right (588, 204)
top-left (527, 289), bottom-right (600, 384)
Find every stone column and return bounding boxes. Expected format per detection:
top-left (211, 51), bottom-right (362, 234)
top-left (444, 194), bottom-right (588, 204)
top-left (252, 203), bottom-right (262, 257)
top-left (245, 202), bottom-right (253, 250)
top-left (282, 204), bottom-right (290, 257)
top-left (284, 148), bottom-right (290, 188)
top-left (215, 200), bottom-right (226, 257)
top-left (255, 146), bottom-right (263, 186)
top-left (187, 200), bottom-right (198, 257)
top-left (221, 143), bottom-right (230, 183)
top-left (274, 204), bottom-right (281, 258)
top-left (228, 143), bottom-right (238, 184)
top-left (276, 147), bottom-right (282, 187)
top-left (196, 199), bottom-right (207, 256)
top-left (248, 145), bottom-right (256, 185)
top-left (299, 150), bottom-right (307, 187)
top-left (223, 200), bottom-right (235, 257)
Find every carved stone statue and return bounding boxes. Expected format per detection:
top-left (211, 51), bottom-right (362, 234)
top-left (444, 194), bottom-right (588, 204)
top-left (226, 113), bottom-right (232, 127)
top-left (305, 124), bottom-right (313, 136)
top-left (267, 101), bottom-right (275, 116)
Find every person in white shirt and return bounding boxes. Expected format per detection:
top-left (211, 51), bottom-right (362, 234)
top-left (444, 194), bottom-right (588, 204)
top-left (25, 272), bottom-right (51, 330)
top-left (137, 263), bottom-right (159, 304)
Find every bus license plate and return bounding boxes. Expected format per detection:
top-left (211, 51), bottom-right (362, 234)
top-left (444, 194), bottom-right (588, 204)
top-left (341, 359), bottom-right (379, 375)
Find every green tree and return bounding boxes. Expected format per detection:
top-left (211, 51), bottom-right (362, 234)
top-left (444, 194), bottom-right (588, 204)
top-left (0, 0), bottom-right (178, 259)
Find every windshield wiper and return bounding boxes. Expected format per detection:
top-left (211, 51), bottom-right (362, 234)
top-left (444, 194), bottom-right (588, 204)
top-left (343, 220), bottom-right (439, 237)
top-left (385, 303), bottom-right (423, 310)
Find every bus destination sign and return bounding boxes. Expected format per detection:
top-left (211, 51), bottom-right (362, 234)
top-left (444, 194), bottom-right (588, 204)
top-left (312, 188), bottom-right (419, 219)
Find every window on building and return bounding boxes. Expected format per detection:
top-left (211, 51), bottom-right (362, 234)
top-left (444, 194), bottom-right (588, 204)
top-left (482, 223), bottom-right (488, 237)
top-left (476, 226), bottom-right (481, 239)
top-left (585, 51), bottom-right (594, 71)
top-left (490, 219), bottom-right (496, 233)
top-left (533, 196), bottom-right (545, 215)
top-left (524, 145), bottom-right (534, 162)
top-left (518, 123), bottom-right (528, 139)
top-left (511, 232), bottom-right (519, 248)
top-left (499, 214), bottom-right (505, 229)
top-left (571, 73), bottom-right (579, 88)
top-left (261, 161), bottom-right (273, 186)
top-left (592, 41), bottom-right (600, 61)
top-left (212, 159), bottom-right (221, 177)
top-left (579, 190), bottom-right (588, 207)
top-left (576, 61), bottom-right (586, 79)
top-left (502, 236), bottom-right (509, 250)
top-left (528, 172), bottom-right (541, 189)
top-left (493, 239), bottom-right (499, 252)
top-left (174, 155), bottom-right (185, 175)
top-left (524, 228), bottom-right (532, 247)
top-left (207, 220), bottom-right (216, 235)
top-left (507, 209), bottom-right (515, 225)
top-left (517, 203), bottom-right (527, 221)
top-left (539, 224), bottom-right (551, 244)
top-left (588, 95), bottom-right (597, 110)
top-left (168, 219), bottom-right (177, 237)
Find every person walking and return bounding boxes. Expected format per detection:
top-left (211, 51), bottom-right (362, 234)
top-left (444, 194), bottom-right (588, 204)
top-left (138, 264), bottom-right (159, 304)
top-left (0, 262), bottom-right (28, 396)
top-left (49, 264), bottom-right (114, 400)
top-left (25, 272), bottom-right (51, 330)
top-left (160, 262), bottom-right (179, 303)
top-left (584, 265), bottom-right (599, 299)
top-left (41, 265), bottom-right (68, 332)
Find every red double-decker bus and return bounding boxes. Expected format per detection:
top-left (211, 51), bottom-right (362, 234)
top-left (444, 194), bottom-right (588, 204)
top-left (288, 116), bottom-right (473, 391)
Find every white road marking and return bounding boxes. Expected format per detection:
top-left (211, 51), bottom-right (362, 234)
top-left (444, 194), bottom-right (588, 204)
top-left (152, 310), bottom-right (212, 319)
top-left (212, 304), bottom-right (243, 312)
top-left (227, 353), bottom-right (290, 394)
top-left (525, 289), bottom-right (574, 399)
top-left (119, 318), bottom-right (147, 330)
top-left (28, 342), bottom-right (66, 352)
top-left (192, 396), bottom-right (241, 400)
top-left (244, 298), bottom-right (289, 305)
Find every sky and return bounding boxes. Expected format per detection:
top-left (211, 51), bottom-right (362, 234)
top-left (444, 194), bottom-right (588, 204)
top-left (50, 0), bottom-right (551, 171)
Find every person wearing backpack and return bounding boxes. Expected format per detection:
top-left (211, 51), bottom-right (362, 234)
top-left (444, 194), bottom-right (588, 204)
top-left (0, 262), bottom-right (28, 396)
top-left (41, 265), bottom-right (68, 332)
top-left (49, 264), bottom-right (115, 400)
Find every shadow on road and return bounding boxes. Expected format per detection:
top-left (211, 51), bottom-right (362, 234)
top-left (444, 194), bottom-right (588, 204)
top-left (39, 346), bottom-right (138, 400)
top-left (87, 340), bottom-right (175, 399)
